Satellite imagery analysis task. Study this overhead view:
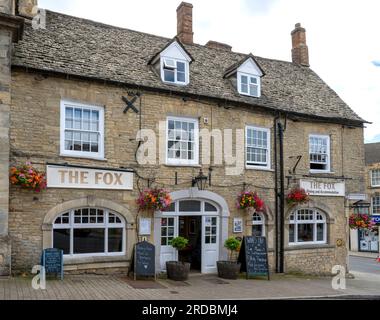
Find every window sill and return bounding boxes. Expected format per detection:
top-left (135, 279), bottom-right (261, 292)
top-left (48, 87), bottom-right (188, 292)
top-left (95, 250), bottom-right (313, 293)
top-left (162, 80), bottom-right (189, 87)
top-left (63, 254), bottom-right (128, 265)
top-left (285, 244), bottom-right (334, 251)
top-left (60, 153), bottom-right (107, 161)
top-left (246, 166), bottom-right (274, 172)
top-left (165, 163), bottom-right (201, 168)
top-left (309, 170), bottom-right (334, 174)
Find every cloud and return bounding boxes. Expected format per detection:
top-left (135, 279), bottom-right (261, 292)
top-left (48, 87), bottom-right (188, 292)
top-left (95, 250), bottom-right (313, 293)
top-left (242, 0), bottom-right (279, 15)
top-left (372, 60), bottom-right (380, 67)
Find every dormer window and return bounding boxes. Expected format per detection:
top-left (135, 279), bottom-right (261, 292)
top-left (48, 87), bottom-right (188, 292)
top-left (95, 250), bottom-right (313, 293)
top-left (238, 73), bottom-right (260, 97)
top-left (162, 58), bottom-right (187, 84)
top-left (149, 40), bottom-right (193, 86)
top-left (224, 55), bottom-right (265, 98)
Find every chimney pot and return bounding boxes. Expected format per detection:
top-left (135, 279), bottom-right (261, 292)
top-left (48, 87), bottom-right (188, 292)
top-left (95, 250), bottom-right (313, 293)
top-left (291, 22), bottom-right (309, 67)
top-left (205, 40), bottom-right (232, 51)
top-left (177, 2), bottom-right (193, 45)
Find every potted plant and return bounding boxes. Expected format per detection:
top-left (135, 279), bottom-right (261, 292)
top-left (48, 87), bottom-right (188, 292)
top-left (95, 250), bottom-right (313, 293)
top-left (349, 213), bottom-right (374, 230)
top-left (9, 162), bottom-right (47, 192)
top-left (136, 188), bottom-right (172, 212)
top-left (286, 187), bottom-right (310, 207)
top-left (217, 237), bottom-right (242, 280)
top-left (166, 236), bottom-right (191, 281)
top-left (236, 191), bottom-right (264, 211)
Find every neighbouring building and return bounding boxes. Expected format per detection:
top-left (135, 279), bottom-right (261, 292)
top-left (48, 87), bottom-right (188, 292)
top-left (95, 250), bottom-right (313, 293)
top-left (349, 143), bottom-right (380, 254)
top-left (0, 1), bottom-right (367, 276)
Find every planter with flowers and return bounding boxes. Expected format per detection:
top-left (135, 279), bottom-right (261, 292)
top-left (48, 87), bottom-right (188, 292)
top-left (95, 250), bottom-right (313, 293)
top-left (236, 191), bottom-right (264, 212)
top-left (349, 214), bottom-right (374, 230)
top-left (136, 187), bottom-right (172, 213)
top-left (286, 187), bottom-right (310, 207)
top-left (9, 162), bottom-right (47, 192)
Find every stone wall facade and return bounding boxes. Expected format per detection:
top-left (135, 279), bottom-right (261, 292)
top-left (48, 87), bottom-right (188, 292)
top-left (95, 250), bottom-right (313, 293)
top-left (7, 70), bottom-right (365, 275)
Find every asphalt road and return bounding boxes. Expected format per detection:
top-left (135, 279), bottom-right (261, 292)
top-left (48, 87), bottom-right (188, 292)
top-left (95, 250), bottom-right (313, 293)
top-left (349, 256), bottom-right (380, 275)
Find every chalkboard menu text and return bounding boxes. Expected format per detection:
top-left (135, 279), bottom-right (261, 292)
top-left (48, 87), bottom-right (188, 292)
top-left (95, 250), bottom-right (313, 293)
top-left (238, 236), bottom-right (270, 280)
top-left (130, 241), bottom-right (156, 280)
top-left (41, 248), bottom-right (64, 280)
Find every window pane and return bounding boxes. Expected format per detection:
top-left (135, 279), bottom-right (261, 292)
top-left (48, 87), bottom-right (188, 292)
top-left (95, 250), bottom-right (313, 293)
top-left (53, 229), bottom-right (71, 255)
top-left (179, 200), bottom-right (201, 212)
top-left (241, 75), bottom-right (248, 84)
top-left (205, 202), bottom-right (217, 212)
top-left (164, 69), bottom-right (175, 82)
top-left (177, 72), bottom-right (186, 82)
top-left (108, 228), bottom-right (123, 253)
top-left (297, 224), bottom-right (314, 242)
top-left (317, 223), bottom-right (324, 241)
top-left (73, 228), bottom-right (105, 254)
top-left (249, 84), bottom-right (258, 97)
top-left (166, 202), bottom-right (175, 212)
top-left (177, 61), bottom-right (185, 72)
top-left (289, 224), bottom-right (295, 243)
top-left (252, 225), bottom-right (263, 237)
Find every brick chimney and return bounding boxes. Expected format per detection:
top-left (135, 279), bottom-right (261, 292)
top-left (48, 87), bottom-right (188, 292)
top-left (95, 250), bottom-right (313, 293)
top-left (17, 0), bottom-right (38, 18)
top-left (206, 40), bottom-right (232, 51)
top-left (291, 23), bottom-right (309, 67)
top-left (177, 2), bottom-right (193, 45)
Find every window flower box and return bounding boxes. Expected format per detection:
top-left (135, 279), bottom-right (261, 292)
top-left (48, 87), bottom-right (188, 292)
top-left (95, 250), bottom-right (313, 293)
top-left (136, 188), bottom-right (172, 212)
top-left (9, 162), bottom-right (47, 192)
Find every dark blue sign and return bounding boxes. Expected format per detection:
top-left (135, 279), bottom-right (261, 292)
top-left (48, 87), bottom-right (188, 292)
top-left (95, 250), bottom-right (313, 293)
top-left (41, 248), bottom-right (64, 280)
top-left (372, 216), bottom-right (380, 225)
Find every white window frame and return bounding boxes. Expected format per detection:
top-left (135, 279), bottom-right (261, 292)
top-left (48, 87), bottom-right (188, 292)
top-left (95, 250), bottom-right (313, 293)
top-left (245, 126), bottom-right (271, 170)
top-left (371, 169), bottom-right (380, 187)
top-left (60, 100), bottom-right (105, 160)
top-left (237, 72), bottom-right (261, 97)
top-left (160, 57), bottom-right (189, 86)
top-left (166, 116), bottom-right (199, 166)
top-left (372, 196), bottom-right (380, 215)
top-left (53, 208), bottom-right (126, 258)
top-left (252, 212), bottom-right (265, 237)
top-left (289, 209), bottom-right (327, 246)
top-left (309, 134), bottom-right (331, 173)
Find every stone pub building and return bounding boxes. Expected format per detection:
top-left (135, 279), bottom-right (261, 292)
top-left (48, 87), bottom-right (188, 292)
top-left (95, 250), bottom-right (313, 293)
top-left (0, 0), bottom-right (367, 276)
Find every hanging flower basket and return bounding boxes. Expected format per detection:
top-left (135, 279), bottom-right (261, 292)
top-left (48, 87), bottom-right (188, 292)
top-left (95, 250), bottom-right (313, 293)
top-left (9, 162), bottom-right (47, 192)
top-left (349, 214), bottom-right (374, 230)
top-left (136, 188), bottom-right (172, 212)
top-left (236, 191), bottom-right (264, 211)
top-left (286, 187), bottom-right (310, 207)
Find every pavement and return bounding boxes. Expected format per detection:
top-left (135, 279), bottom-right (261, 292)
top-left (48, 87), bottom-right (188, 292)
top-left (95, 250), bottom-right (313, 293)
top-left (0, 255), bottom-right (378, 300)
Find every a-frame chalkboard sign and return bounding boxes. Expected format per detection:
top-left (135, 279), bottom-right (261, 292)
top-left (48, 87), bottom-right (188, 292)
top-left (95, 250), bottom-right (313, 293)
top-left (41, 248), bottom-right (64, 280)
top-left (129, 241), bottom-right (156, 280)
top-left (238, 236), bottom-right (270, 280)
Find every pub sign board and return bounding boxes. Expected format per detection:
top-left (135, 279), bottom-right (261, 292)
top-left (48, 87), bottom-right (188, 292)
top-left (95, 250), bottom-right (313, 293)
top-left (130, 241), bottom-right (156, 280)
top-left (41, 248), bottom-right (64, 280)
top-left (238, 236), bottom-right (270, 280)
top-left (47, 165), bottom-right (134, 190)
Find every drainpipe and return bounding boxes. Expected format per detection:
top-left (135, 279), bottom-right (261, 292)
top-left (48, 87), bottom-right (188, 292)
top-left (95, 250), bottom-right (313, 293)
top-left (277, 121), bottom-right (285, 273)
top-left (274, 114), bottom-right (284, 273)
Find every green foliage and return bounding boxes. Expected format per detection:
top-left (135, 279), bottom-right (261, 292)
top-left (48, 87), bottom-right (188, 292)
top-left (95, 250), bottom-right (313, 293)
top-left (169, 236), bottom-right (189, 251)
top-left (224, 237), bottom-right (241, 253)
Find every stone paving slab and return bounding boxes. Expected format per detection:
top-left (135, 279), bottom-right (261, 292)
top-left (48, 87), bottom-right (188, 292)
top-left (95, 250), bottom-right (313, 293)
top-left (0, 273), bottom-right (379, 300)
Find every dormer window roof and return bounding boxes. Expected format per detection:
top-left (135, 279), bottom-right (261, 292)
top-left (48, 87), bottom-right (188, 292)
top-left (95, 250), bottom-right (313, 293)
top-left (149, 39), bottom-right (193, 86)
top-left (224, 54), bottom-right (265, 98)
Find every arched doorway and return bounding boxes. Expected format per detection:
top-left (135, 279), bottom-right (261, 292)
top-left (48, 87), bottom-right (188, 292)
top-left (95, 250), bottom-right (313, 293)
top-left (154, 189), bottom-right (230, 274)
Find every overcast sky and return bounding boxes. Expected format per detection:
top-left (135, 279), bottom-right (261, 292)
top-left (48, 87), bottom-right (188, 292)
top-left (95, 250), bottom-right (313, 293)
top-left (39, 0), bottom-right (380, 143)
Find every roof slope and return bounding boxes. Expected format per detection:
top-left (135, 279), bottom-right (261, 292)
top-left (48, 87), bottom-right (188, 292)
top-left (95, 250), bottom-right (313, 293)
top-left (12, 11), bottom-right (365, 124)
top-left (365, 143), bottom-right (380, 165)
